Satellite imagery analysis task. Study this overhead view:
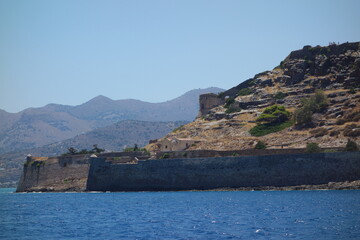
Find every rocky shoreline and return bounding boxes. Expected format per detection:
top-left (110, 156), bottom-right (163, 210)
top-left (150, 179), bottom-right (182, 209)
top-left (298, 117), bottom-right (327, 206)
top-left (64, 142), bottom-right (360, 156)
top-left (204, 180), bottom-right (360, 192)
top-left (17, 180), bottom-right (360, 193)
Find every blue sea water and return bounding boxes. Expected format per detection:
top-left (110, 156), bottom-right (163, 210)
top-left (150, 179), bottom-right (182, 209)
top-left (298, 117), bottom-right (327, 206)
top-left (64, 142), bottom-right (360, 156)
top-left (0, 189), bottom-right (360, 240)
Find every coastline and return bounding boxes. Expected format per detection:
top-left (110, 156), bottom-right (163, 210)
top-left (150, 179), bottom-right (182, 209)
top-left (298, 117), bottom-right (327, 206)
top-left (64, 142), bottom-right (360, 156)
top-left (198, 180), bottom-right (360, 192)
top-left (15, 180), bottom-right (360, 193)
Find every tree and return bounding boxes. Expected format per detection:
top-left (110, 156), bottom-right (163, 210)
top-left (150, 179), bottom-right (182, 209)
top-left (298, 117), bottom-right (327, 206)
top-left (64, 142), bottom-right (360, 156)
top-left (295, 90), bottom-right (328, 126)
top-left (254, 141), bottom-right (267, 149)
top-left (67, 147), bottom-right (77, 155)
top-left (345, 139), bottom-right (359, 151)
top-left (306, 143), bottom-right (321, 153)
top-left (92, 144), bottom-right (105, 154)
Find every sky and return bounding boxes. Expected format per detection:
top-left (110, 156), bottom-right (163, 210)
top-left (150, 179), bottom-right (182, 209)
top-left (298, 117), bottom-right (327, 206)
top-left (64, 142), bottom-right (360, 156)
top-left (1, 0), bottom-right (360, 113)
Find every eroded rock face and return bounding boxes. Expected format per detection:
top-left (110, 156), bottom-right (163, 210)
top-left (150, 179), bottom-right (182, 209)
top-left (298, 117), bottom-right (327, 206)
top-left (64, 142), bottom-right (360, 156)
top-left (199, 42), bottom-right (360, 118)
top-left (154, 42), bottom-right (360, 152)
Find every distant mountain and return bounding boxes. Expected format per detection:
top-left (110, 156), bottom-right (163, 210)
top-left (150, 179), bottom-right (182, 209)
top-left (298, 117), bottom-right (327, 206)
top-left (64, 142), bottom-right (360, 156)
top-left (38, 120), bottom-right (188, 155)
top-left (0, 120), bottom-right (187, 187)
top-left (0, 87), bottom-right (223, 154)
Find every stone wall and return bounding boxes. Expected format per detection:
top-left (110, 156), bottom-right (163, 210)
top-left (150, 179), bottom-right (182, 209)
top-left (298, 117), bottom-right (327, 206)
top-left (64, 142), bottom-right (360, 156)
top-left (155, 148), bottom-right (310, 159)
top-left (16, 155), bottom-right (90, 192)
top-left (87, 151), bottom-right (360, 191)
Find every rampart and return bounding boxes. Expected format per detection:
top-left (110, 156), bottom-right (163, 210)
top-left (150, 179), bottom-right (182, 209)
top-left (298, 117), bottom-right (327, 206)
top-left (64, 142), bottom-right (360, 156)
top-left (16, 155), bottom-right (90, 192)
top-left (16, 151), bottom-right (149, 192)
top-left (86, 151), bottom-right (360, 191)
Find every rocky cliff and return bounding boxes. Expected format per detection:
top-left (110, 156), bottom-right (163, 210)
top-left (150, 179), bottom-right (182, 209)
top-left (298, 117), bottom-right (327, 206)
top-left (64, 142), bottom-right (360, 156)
top-left (148, 42), bottom-right (360, 151)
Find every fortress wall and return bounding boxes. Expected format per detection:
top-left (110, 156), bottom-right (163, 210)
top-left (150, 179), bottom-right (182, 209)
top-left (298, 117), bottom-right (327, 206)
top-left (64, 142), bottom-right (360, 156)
top-left (87, 152), bottom-right (360, 191)
top-left (16, 155), bottom-right (90, 192)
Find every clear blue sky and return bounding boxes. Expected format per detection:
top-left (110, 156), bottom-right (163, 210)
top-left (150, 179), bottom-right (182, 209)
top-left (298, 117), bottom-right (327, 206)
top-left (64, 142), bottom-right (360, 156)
top-left (1, 0), bottom-right (359, 113)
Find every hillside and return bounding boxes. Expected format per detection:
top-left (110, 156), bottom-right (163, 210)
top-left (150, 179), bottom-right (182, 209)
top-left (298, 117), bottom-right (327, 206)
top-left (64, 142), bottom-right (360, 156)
top-left (0, 120), bottom-right (186, 187)
top-left (148, 42), bottom-right (360, 152)
top-left (0, 87), bottom-right (223, 154)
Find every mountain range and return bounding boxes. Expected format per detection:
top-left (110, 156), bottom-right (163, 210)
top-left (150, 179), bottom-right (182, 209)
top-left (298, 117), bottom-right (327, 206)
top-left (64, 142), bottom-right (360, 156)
top-left (0, 87), bottom-right (223, 154)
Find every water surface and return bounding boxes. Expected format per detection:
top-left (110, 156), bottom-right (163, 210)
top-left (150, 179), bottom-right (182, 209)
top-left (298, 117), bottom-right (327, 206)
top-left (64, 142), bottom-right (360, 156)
top-left (1, 189), bottom-right (359, 239)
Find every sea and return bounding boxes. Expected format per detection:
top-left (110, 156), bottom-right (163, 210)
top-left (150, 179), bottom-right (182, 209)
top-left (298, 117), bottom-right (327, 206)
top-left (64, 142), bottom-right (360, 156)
top-left (0, 188), bottom-right (359, 240)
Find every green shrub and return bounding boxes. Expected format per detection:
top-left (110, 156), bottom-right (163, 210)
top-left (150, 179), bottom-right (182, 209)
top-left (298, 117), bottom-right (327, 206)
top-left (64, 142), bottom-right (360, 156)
top-left (224, 97), bottom-right (235, 108)
top-left (348, 88), bottom-right (356, 94)
top-left (294, 90), bottom-right (328, 125)
top-left (324, 149), bottom-right (338, 153)
top-left (92, 144), bottom-right (105, 154)
top-left (160, 153), bottom-right (170, 159)
top-left (238, 88), bottom-right (252, 96)
top-left (345, 139), bottom-right (359, 151)
top-left (249, 120), bottom-right (294, 137)
top-left (254, 141), bottom-right (267, 149)
top-left (280, 61), bottom-right (284, 68)
top-left (225, 107), bottom-right (240, 114)
top-left (172, 125), bottom-right (185, 132)
top-left (67, 147), bottom-right (77, 155)
top-left (124, 146), bottom-right (148, 153)
top-left (306, 143), bottom-right (321, 153)
top-left (274, 92), bottom-right (287, 100)
top-left (256, 105), bottom-right (290, 125)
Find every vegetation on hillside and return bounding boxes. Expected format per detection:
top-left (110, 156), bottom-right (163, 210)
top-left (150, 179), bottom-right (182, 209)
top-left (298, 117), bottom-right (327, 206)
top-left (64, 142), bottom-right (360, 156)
top-left (306, 143), bottom-right (321, 153)
top-left (254, 141), bottom-right (267, 149)
top-left (345, 139), bottom-right (359, 151)
top-left (294, 90), bottom-right (328, 126)
top-left (238, 88), bottom-right (252, 96)
top-left (63, 144), bottom-right (105, 156)
top-left (256, 105), bottom-right (290, 125)
top-left (250, 105), bottom-right (293, 137)
top-left (273, 92), bottom-right (287, 100)
top-left (224, 97), bottom-right (241, 113)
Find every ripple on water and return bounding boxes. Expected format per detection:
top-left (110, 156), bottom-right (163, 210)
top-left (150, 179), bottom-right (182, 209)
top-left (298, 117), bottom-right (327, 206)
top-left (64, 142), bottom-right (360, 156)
top-left (0, 190), bottom-right (359, 239)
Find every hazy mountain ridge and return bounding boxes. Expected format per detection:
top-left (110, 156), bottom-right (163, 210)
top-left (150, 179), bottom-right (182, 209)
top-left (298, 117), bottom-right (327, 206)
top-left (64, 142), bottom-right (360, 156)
top-left (0, 87), bottom-right (223, 154)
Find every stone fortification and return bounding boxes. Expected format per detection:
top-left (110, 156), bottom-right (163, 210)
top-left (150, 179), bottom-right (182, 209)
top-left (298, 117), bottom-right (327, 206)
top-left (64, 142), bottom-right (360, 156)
top-left (16, 155), bottom-right (90, 192)
top-left (86, 151), bottom-right (360, 192)
top-left (197, 93), bottom-right (225, 117)
top-left (16, 151), bottom-right (150, 192)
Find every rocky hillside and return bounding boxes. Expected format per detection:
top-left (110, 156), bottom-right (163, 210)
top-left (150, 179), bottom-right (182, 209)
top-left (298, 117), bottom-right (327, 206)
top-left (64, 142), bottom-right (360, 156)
top-left (0, 87), bottom-right (223, 154)
top-left (148, 42), bottom-right (360, 151)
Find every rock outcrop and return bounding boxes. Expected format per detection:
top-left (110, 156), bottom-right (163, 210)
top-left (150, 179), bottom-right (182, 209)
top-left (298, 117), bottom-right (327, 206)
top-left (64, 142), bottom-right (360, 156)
top-left (149, 42), bottom-right (360, 151)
